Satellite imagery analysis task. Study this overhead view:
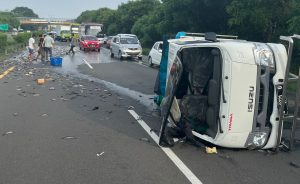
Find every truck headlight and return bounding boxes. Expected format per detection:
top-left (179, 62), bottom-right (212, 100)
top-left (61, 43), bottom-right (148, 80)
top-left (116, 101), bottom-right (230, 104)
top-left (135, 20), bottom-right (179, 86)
top-left (245, 132), bottom-right (268, 149)
top-left (253, 43), bottom-right (275, 68)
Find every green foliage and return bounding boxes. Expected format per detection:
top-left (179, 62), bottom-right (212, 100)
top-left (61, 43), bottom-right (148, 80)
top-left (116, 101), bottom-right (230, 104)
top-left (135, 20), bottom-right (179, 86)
top-left (75, 0), bottom-right (300, 56)
top-left (0, 33), bottom-right (8, 48)
top-left (11, 7), bottom-right (38, 17)
top-left (0, 12), bottom-right (20, 29)
top-left (227, 0), bottom-right (293, 42)
top-left (14, 32), bottom-right (31, 44)
top-left (76, 0), bottom-right (160, 36)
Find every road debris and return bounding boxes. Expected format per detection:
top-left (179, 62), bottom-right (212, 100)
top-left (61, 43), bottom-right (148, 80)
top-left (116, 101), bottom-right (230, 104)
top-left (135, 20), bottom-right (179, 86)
top-left (13, 112), bottom-right (18, 116)
top-left (41, 113), bottom-right (48, 117)
top-left (37, 78), bottom-right (45, 85)
top-left (33, 94), bottom-right (40, 97)
top-left (89, 106), bottom-right (99, 111)
top-left (140, 137), bottom-right (150, 143)
top-left (49, 87), bottom-right (55, 90)
top-left (3, 131), bottom-right (14, 136)
top-left (289, 162), bottom-right (300, 168)
top-left (96, 152), bottom-right (105, 157)
top-left (206, 147), bottom-right (218, 154)
top-left (61, 136), bottom-right (77, 140)
top-left (128, 106), bottom-right (135, 110)
top-left (60, 98), bottom-right (69, 101)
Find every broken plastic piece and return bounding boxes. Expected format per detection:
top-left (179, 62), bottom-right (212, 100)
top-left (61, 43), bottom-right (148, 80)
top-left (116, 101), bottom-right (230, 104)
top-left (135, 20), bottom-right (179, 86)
top-left (37, 78), bottom-right (45, 85)
top-left (91, 106), bottom-right (99, 111)
top-left (206, 147), bottom-right (217, 154)
top-left (96, 152), bottom-right (105, 157)
top-left (3, 131), bottom-right (14, 136)
top-left (61, 136), bottom-right (77, 140)
top-left (140, 138), bottom-right (150, 142)
top-left (289, 162), bottom-right (300, 168)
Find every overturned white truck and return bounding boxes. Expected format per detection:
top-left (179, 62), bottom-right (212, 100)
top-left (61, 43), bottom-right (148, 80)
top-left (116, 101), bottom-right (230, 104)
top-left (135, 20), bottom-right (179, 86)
top-left (156, 32), bottom-right (299, 150)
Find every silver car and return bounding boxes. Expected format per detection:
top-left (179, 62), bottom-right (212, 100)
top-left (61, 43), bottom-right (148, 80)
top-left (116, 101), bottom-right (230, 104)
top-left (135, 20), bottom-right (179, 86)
top-left (110, 34), bottom-right (143, 60)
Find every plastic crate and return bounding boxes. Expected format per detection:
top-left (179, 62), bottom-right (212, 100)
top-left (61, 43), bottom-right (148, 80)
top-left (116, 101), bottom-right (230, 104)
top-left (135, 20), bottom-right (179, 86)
top-left (50, 57), bottom-right (62, 66)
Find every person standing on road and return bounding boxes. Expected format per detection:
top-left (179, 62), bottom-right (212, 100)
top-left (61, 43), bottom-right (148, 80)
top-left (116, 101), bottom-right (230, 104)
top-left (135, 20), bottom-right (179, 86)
top-left (67, 34), bottom-right (78, 55)
top-left (43, 33), bottom-right (54, 61)
top-left (35, 34), bottom-right (45, 62)
top-left (28, 35), bottom-right (35, 61)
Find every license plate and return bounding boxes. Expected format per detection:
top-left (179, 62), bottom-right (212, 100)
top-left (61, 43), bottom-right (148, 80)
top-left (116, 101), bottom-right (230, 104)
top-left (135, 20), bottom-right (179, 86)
top-left (276, 84), bottom-right (288, 114)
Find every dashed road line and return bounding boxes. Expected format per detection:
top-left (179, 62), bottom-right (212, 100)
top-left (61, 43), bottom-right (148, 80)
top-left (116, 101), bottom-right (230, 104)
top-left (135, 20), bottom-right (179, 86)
top-left (82, 58), bottom-right (94, 69)
top-left (0, 66), bottom-right (16, 79)
top-left (128, 110), bottom-right (203, 184)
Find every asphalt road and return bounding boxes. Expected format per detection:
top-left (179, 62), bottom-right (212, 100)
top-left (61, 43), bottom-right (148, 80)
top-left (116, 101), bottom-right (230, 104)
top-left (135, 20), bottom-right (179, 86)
top-left (0, 44), bottom-right (299, 184)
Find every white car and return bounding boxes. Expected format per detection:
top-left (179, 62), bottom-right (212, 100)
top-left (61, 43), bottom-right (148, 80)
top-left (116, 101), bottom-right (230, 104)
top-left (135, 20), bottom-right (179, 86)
top-left (148, 41), bottom-right (163, 66)
top-left (110, 34), bottom-right (143, 60)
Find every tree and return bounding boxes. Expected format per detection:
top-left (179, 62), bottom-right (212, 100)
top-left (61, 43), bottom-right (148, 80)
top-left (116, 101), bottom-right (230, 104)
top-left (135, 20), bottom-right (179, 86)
top-left (11, 7), bottom-right (38, 18)
top-left (0, 12), bottom-right (20, 30)
top-left (227, 0), bottom-right (293, 42)
top-left (132, 0), bottom-right (229, 48)
top-left (114, 0), bottom-right (161, 34)
top-left (76, 10), bottom-right (97, 23)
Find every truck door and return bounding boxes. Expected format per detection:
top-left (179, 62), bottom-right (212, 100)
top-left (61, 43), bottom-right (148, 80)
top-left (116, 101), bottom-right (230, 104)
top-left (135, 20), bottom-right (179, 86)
top-left (159, 56), bottom-right (183, 145)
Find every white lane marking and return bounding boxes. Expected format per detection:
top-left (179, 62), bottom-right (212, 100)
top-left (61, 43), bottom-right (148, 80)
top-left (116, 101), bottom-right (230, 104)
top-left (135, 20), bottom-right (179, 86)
top-left (128, 110), bottom-right (203, 184)
top-left (82, 58), bottom-right (94, 69)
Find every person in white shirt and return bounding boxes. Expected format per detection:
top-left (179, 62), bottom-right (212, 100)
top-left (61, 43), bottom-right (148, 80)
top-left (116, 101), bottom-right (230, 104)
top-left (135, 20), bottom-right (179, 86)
top-left (43, 33), bottom-right (54, 61)
top-left (28, 36), bottom-right (35, 61)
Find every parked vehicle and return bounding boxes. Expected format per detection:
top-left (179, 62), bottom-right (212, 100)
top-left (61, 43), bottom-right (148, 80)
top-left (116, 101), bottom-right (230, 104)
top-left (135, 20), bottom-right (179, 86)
top-left (148, 41), bottom-right (163, 66)
top-left (80, 23), bottom-right (103, 38)
top-left (70, 23), bottom-right (80, 39)
top-left (110, 34), bottom-right (142, 60)
top-left (54, 25), bottom-right (71, 41)
top-left (105, 36), bottom-right (113, 48)
top-left (79, 35), bottom-right (100, 52)
top-left (96, 33), bottom-right (106, 44)
top-left (60, 30), bottom-right (71, 42)
top-left (156, 32), bottom-right (294, 150)
top-left (47, 31), bottom-right (57, 39)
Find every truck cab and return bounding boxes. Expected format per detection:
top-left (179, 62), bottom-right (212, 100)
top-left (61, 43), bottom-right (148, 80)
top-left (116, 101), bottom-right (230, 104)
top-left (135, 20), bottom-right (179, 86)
top-left (159, 33), bottom-right (289, 149)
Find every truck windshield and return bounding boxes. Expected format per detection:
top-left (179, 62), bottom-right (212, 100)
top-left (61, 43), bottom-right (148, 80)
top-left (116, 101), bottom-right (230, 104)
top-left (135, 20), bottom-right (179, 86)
top-left (120, 37), bottom-right (138, 44)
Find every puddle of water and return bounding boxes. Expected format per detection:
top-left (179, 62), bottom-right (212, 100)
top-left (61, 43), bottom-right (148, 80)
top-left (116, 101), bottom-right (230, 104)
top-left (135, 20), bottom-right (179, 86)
top-left (54, 50), bottom-right (155, 108)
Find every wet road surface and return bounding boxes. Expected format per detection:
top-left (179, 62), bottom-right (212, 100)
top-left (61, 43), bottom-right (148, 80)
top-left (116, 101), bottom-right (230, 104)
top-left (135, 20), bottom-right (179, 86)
top-left (0, 44), bottom-right (299, 184)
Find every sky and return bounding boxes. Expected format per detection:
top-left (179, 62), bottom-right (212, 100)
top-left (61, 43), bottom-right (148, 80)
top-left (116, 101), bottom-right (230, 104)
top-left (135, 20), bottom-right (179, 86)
top-left (0, 0), bottom-right (129, 19)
